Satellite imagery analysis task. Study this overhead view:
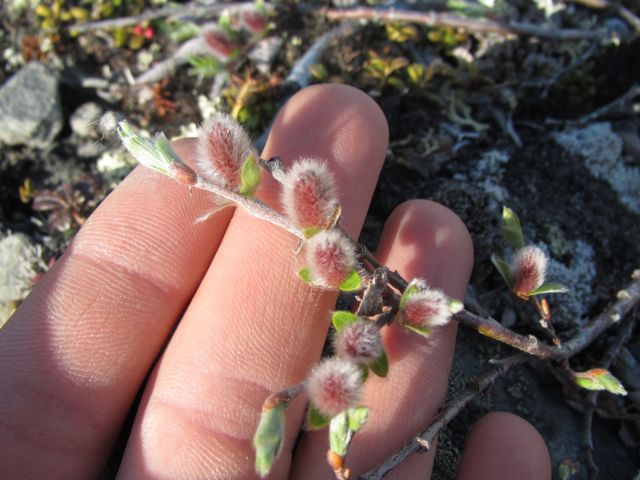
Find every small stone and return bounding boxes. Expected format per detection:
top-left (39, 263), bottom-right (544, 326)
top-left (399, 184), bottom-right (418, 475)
top-left (70, 102), bottom-right (103, 138)
top-left (0, 62), bottom-right (63, 148)
top-left (98, 111), bottom-right (119, 136)
top-left (248, 37), bottom-right (283, 75)
top-left (0, 232), bottom-right (44, 327)
top-left (0, 233), bottom-right (42, 303)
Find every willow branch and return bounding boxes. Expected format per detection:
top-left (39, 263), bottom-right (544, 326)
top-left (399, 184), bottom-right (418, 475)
top-left (195, 176), bottom-right (305, 240)
top-left (359, 353), bottom-right (529, 480)
top-left (320, 7), bottom-right (603, 40)
top-left (454, 272), bottom-right (640, 359)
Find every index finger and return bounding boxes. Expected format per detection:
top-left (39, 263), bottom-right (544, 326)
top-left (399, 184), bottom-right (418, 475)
top-left (0, 141), bottom-right (234, 478)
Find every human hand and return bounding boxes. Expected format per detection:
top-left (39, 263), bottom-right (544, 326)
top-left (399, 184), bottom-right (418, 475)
top-left (0, 84), bottom-right (551, 479)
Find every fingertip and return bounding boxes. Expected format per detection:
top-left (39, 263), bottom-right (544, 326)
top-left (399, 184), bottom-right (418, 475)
top-left (377, 199), bottom-right (474, 300)
top-left (170, 137), bottom-right (198, 165)
top-left (262, 84), bottom-right (389, 235)
top-left (457, 412), bottom-right (551, 480)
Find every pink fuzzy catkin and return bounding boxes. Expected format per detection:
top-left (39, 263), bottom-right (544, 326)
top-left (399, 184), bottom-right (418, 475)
top-left (306, 230), bottom-right (356, 288)
top-left (196, 114), bottom-right (257, 189)
top-left (282, 159), bottom-right (339, 232)
top-left (241, 10), bottom-right (268, 34)
top-left (333, 320), bottom-right (382, 365)
top-left (306, 357), bottom-right (363, 418)
top-left (400, 279), bottom-right (451, 330)
top-left (512, 245), bottom-right (547, 296)
top-left (203, 29), bottom-right (236, 58)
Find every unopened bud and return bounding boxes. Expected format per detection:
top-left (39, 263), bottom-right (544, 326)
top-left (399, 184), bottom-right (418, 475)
top-left (169, 162), bottom-right (197, 186)
top-left (400, 279), bottom-right (451, 331)
top-left (511, 245), bottom-right (547, 297)
top-left (282, 159), bottom-right (339, 234)
top-left (117, 120), bottom-right (192, 180)
top-left (333, 320), bottom-right (382, 365)
top-left (241, 10), bottom-right (268, 34)
top-left (196, 114), bottom-right (258, 189)
top-left (306, 357), bottom-right (363, 418)
top-left (203, 29), bottom-right (236, 58)
top-left (306, 230), bottom-right (357, 288)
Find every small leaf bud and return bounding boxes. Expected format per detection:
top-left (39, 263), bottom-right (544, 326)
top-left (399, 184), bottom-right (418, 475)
top-left (306, 357), bottom-right (363, 419)
top-left (306, 230), bottom-right (357, 288)
top-left (282, 159), bottom-right (340, 233)
top-left (511, 245), bottom-right (547, 297)
top-left (399, 279), bottom-right (451, 334)
top-left (574, 368), bottom-right (628, 395)
top-left (196, 114), bottom-right (258, 189)
top-left (333, 320), bottom-right (382, 365)
top-left (168, 162), bottom-right (197, 186)
top-left (117, 120), bottom-right (193, 181)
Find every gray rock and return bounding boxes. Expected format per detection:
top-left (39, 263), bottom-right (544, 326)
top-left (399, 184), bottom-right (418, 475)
top-left (0, 232), bottom-right (45, 328)
top-left (70, 102), bottom-right (102, 138)
top-left (248, 37), bottom-right (283, 75)
top-left (553, 122), bottom-right (640, 214)
top-left (0, 232), bottom-right (43, 304)
top-left (0, 62), bottom-right (63, 148)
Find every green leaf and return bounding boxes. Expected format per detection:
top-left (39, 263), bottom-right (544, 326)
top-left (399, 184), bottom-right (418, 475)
top-left (403, 324), bottom-right (432, 337)
top-left (347, 406), bottom-right (369, 432)
top-left (332, 311), bottom-right (359, 331)
top-left (329, 411), bottom-right (350, 457)
top-left (239, 155), bottom-right (261, 196)
top-left (448, 298), bottom-right (464, 313)
top-left (369, 350), bottom-right (389, 378)
top-left (491, 254), bottom-right (512, 288)
top-left (218, 10), bottom-right (233, 34)
top-left (406, 63), bottom-right (424, 85)
top-left (302, 226), bottom-right (321, 238)
top-left (309, 63), bottom-right (329, 82)
top-left (253, 403), bottom-right (285, 477)
top-left (307, 405), bottom-right (331, 429)
top-left (501, 206), bottom-right (524, 250)
top-left (400, 281), bottom-right (421, 308)
top-left (339, 270), bottom-right (361, 291)
top-left (299, 267), bottom-right (311, 283)
top-left (187, 55), bottom-right (222, 79)
top-left (574, 369), bottom-right (628, 396)
top-left (527, 283), bottom-right (569, 296)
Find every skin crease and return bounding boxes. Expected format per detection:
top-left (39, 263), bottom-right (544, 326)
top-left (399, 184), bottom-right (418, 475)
top-left (0, 84), bottom-right (551, 480)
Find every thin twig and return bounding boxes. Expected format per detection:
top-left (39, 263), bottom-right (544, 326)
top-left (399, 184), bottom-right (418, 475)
top-left (195, 176), bottom-right (305, 240)
top-left (570, 84), bottom-right (640, 125)
top-left (580, 310), bottom-right (637, 479)
top-left (569, 0), bottom-right (640, 33)
top-left (320, 6), bottom-right (603, 40)
top-left (357, 268), bottom-right (388, 317)
top-left (69, 2), bottom-right (260, 34)
top-left (284, 22), bottom-right (358, 90)
top-left (359, 354), bottom-right (529, 480)
top-left (454, 272), bottom-right (640, 359)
